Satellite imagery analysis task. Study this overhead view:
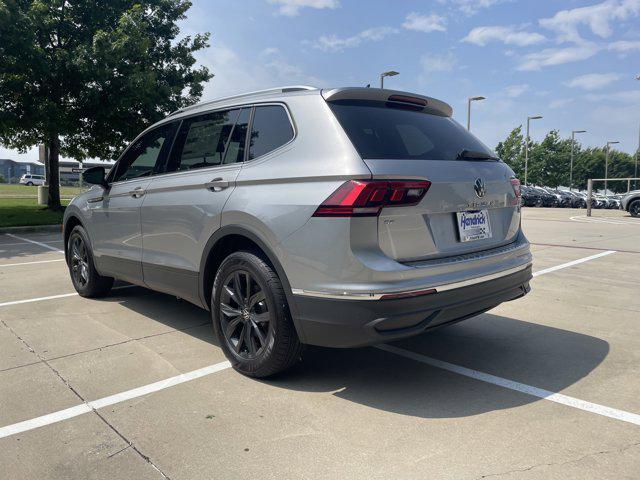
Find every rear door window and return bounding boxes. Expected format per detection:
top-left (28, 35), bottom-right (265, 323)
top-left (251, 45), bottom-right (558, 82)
top-left (248, 105), bottom-right (294, 160)
top-left (328, 99), bottom-right (494, 161)
top-left (169, 109), bottom-right (240, 171)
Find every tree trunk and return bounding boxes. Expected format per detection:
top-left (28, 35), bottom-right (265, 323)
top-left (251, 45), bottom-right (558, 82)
top-left (47, 135), bottom-right (62, 210)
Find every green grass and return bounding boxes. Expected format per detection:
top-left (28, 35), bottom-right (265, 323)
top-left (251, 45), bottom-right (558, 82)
top-left (0, 197), bottom-right (69, 228)
top-left (0, 184), bottom-right (85, 197)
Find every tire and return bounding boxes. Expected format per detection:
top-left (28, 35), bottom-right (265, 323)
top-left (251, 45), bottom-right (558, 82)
top-left (66, 225), bottom-right (114, 297)
top-left (211, 251), bottom-right (303, 378)
top-left (629, 200), bottom-right (640, 217)
top-left (26, 182), bottom-right (33, 186)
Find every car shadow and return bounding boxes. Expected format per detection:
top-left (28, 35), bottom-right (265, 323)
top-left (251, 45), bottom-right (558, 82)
top-left (102, 287), bottom-right (609, 419)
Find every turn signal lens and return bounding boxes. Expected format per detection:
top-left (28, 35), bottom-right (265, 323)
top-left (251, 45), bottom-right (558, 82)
top-left (313, 180), bottom-right (431, 217)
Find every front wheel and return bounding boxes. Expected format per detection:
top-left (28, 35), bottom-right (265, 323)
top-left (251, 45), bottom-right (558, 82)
top-left (629, 200), bottom-right (640, 217)
top-left (26, 182), bottom-right (33, 186)
top-left (67, 225), bottom-right (114, 297)
top-left (212, 251), bottom-right (303, 378)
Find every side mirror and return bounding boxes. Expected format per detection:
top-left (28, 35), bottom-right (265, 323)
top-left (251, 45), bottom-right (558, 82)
top-left (82, 166), bottom-right (108, 188)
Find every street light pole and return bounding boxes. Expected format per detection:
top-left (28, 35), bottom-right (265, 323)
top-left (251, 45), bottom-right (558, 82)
top-left (605, 140), bottom-right (620, 194)
top-left (570, 130), bottom-right (586, 191)
top-left (380, 70), bottom-right (399, 89)
top-left (467, 96), bottom-right (485, 131)
top-left (636, 76), bottom-right (639, 189)
top-left (524, 115), bottom-right (542, 186)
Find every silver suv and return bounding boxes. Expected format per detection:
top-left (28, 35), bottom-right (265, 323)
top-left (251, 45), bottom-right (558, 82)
top-left (64, 86), bottom-right (532, 377)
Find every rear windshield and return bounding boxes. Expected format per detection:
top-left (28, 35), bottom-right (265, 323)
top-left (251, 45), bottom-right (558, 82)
top-left (328, 99), bottom-right (495, 161)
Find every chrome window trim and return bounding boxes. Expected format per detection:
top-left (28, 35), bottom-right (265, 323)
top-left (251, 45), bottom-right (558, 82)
top-left (291, 262), bottom-right (532, 301)
top-left (107, 102), bottom-right (297, 186)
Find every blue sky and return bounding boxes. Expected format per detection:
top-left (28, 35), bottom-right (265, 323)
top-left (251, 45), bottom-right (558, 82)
top-left (3, 0), bottom-right (640, 161)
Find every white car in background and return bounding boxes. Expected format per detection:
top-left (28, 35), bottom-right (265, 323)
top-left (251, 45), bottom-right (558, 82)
top-left (19, 174), bottom-right (46, 186)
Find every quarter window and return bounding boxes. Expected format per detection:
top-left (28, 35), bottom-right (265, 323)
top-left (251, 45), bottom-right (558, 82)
top-left (248, 105), bottom-right (293, 160)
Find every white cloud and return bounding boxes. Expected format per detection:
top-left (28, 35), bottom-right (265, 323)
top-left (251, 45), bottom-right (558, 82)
top-left (313, 26), bottom-right (398, 52)
top-left (463, 26), bottom-right (546, 46)
top-left (516, 43), bottom-right (600, 71)
top-left (267, 0), bottom-right (339, 16)
top-left (565, 73), bottom-right (621, 90)
top-left (608, 40), bottom-right (640, 51)
top-left (197, 44), bottom-right (324, 100)
top-left (585, 90), bottom-right (640, 103)
top-left (539, 0), bottom-right (640, 44)
top-left (504, 84), bottom-right (529, 98)
top-left (438, 0), bottom-right (507, 16)
top-left (421, 51), bottom-right (457, 72)
top-left (402, 12), bottom-right (446, 33)
top-left (549, 98), bottom-right (574, 109)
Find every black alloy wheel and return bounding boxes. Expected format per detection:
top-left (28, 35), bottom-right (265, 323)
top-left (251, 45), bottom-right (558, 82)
top-left (219, 269), bottom-right (272, 359)
top-left (69, 233), bottom-right (90, 288)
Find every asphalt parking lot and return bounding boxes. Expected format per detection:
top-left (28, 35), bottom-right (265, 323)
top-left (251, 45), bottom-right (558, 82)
top-left (1, 208), bottom-right (639, 479)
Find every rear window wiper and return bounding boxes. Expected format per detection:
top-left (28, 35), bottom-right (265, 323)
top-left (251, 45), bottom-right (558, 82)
top-left (456, 149), bottom-right (498, 161)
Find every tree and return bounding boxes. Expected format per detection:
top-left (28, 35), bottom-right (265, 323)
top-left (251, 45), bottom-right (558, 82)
top-left (0, 0), bottom-right (212, 209)
top-left (495, 126), bottom-right (524, 179)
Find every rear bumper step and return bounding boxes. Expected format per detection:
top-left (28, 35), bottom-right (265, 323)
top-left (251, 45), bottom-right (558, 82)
top-left (291, 262), bottom-right (531, 301)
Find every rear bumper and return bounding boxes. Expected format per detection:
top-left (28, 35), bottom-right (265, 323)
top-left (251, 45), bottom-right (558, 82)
top-left (292, 264), bottom-right (532, 348)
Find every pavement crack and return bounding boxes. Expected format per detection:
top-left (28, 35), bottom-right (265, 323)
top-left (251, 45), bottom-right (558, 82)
top-left (476, 441), bottom-right (640, 479)
top-left (0, 319), bottom-right (171, 479)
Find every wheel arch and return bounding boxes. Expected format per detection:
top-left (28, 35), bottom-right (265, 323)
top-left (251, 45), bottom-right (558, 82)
top-left (628, 196), bottom-right (640, 213)
top-left (63, 214), bottom-right (84, 264)
top-left (199, 226), bottom-right (305, 342)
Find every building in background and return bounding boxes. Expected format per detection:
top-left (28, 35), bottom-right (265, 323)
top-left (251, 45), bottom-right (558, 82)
top-left (0, 158), bottom-right (114, 184)
top-left (0, 159), bottom-right (45, 181)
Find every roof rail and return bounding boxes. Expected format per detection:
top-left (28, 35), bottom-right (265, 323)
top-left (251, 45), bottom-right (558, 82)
top-left (169, 85), bottom-right (317, 117)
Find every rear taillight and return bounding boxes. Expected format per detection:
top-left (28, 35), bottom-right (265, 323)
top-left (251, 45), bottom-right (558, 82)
top-left (510, 178), bottom-right (521, 198)
top-left (313, 180), bottom-right (431, 217)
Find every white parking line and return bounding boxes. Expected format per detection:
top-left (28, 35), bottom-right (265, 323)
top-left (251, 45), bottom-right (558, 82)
top-left (0, 285), bottom-right (135, 308)
top-left (0, 360), bottom-right (232, 439)
top-left (0, 259), bottom-right (66, 268)
top-left (5, 233), bottom-right (64, 253)
top-left (0, 240), bottom-right (63, 247)
top-left (532, 250), bottom-right (616, 277)
top-left (0, 248), bottom-right (628, 439)
top-left (377, 344), bottom-right (640, 427)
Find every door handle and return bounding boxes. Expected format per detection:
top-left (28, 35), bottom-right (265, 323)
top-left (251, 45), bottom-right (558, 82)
top-left (205, 177), bottom-right (230, 192)
top-left (129, 187), bottom-right (146, 198)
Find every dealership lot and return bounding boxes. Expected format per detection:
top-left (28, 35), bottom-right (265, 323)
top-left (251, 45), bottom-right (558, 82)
top-left (1, 208), bottom-right (639, 479)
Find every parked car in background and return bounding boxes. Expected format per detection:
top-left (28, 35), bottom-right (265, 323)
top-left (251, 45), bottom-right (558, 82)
top-left (558, 190), bottom-right (585, 208)
top-left (605, 196), bottom-right (620, 209)
top-left (19, 174), bottom-right (45, 186)
top-left (62, 86), bottom-right (532, 377)
top-left (553, 189), bottom-right (573, 208)
top-left (521, 186), bottom-right (542, 207)
top-left (621, 190), bottom-right (640, 216)
top-left (531, 187), bottom-right (558, 207)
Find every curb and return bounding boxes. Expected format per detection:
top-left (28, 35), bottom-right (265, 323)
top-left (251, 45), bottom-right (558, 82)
top-left (0, 224), bottom-right (62, 235)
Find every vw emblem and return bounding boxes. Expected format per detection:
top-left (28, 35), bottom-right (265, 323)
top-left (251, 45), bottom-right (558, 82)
top-left (474, 178), bottom-right (485, 198)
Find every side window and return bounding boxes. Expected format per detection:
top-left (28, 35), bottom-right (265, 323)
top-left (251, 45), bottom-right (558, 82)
top-left (248, 105), bottom-right (294, 160)
top-left (223, 108), bottom-right (250, 164)
top-left (170, 109), bottom-right (239, 171)
top-left (112, 122), bottom-right (178, 182)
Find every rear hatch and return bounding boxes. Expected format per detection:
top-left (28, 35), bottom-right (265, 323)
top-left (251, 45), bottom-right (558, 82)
top-left (325, 90), bottom-right (521, 262)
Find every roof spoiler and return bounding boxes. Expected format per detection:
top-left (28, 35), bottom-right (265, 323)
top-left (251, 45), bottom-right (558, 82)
top-left (321, 87), bottom-right (453, 117)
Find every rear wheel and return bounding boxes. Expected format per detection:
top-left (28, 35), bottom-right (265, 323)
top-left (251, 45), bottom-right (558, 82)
top-left (212, 251), bottom-right (303, 378)
top-left (67, 225), bottom-right (113, 297)
top-left (629, 200), bottom-right (640, 217)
